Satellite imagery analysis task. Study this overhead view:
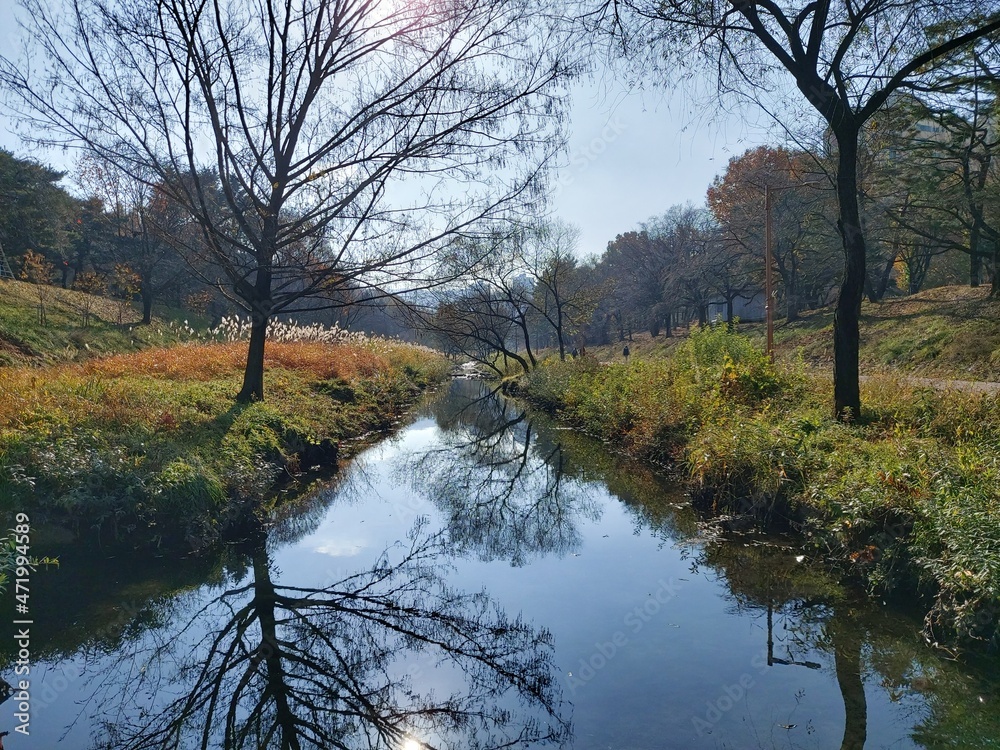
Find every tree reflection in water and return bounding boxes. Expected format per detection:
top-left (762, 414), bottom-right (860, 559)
top-left (401, 380), bottom-right (600, 566)
top-left (703, 540), bottom-right (914, 749)
top-left (77, 379), bottom-right (1000, 750)
top-left (91, 521), bottom-right (569, 750)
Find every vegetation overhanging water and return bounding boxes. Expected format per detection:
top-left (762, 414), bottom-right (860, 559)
top-left (2, 378), bottom-right (1000, 748)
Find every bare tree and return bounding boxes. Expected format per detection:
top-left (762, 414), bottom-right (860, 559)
top-left (2, 0), bottom-right (571, 401)
top-left (93, 520), bottom-right (569, 749)
top-left (523, 221), bottom-right (596, 360)
top-left (587, 0), bottom-right (1000, 419)
top-left (419, 223), bottom-right (597, 370)
top-left (426, 242), bottom-right (541, 376)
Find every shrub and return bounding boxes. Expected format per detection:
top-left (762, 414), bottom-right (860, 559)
top-left (149, 458), bottom-right (226, 546)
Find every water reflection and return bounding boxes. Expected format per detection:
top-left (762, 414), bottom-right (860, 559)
top-left (91, 519), bottom-right (569, 749)
top-left (7, 380), bottom-right (1000, 748)
top-left (702, 539), bottom-right (1000, 749)
top-left (401, 380), bottom-right (600, 565)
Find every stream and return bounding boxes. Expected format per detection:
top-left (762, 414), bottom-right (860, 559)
top-left (3, 378), bottom-right (1000, 748)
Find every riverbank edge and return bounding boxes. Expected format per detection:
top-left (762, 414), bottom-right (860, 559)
top-left (0, 340), bottom-right (451, 553)
top-left (507, 334), bottom-right (1000, 651)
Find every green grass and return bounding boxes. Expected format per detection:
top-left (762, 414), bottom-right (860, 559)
top-left (0, 340), bottom-right (449, 551)
top-left (583, 285), bottom-right (1000, 382)
top-left (519, 324), bottom-right (1000, 648)
top-left (0, 279), bottom-right (201, 366)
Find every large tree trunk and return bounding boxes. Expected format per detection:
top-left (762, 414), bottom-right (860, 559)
top-left (833, 128), bottom-right (865, 422)
top-left (141, 288), bottom-right (153, 325)
top-left (238, 313), bottom-right (268, 403)
top-left (238, 231), bottom-right (275, 402)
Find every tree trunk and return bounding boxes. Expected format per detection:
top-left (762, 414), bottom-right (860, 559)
top-left (556, 306), bottom-right (566, 361)
top-left (238, 314), bottom-right (268, 403)
top-left (832, 611), bottom-right (868, 750)
top-left (786, 255), bottom-right (800, 322)
top-left (786, 295), bottom-right (799, 322)
top-left (238, 233), bottom-right (275, 402)
top-left (833, 128), bottom-right (865, 422)
top-left (519, 315), bottom-right (538, 368)
top-left (141, 289), bottom-right (153, 325)
top-left (663, 309), bottom-right (672, 338)
top-left (865, 252), bottom-right (895, 303)
top-left (992, 242), bottom-right (999, 297)
top-left (726, 296), bottom-right (734, 330)
top-left (970, 221), bottom-right (982, 288)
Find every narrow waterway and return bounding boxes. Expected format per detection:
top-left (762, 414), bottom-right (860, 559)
top-left (3, 378), bottom-right (1000, 748)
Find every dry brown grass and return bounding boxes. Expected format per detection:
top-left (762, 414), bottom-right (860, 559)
top-left (866, 285), bottom-right (993, 319)
top-left (74, 341), bottom-right (390, 381)
top-left (0, 340), bottom-right (403, 431)
top-left (0, 367), bottom-right (157, 430)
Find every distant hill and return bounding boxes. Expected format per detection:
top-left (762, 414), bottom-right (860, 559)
top-left (0, 279), bottom-right (195, 366)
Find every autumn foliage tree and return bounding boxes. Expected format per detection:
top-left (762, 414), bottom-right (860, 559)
top-left (72, 269), bottom-right (106, 328)
top-left (707, 146), bottom-right (839, 322)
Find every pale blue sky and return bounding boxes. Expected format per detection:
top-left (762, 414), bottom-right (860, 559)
top-left (0, 1), bottom-right (773, 258)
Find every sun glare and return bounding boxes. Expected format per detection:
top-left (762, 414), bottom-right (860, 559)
top-left (402, 740), bottom-right (422, 750)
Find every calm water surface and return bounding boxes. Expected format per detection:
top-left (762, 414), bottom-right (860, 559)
top-left (3, 379), bottom-right (1000, 748)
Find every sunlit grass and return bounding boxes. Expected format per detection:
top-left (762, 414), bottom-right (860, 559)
top-left (0, 338), bottom-right (449, 551)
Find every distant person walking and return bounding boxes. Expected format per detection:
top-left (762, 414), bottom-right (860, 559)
top-left (623, 345), bottom-right (630, 363)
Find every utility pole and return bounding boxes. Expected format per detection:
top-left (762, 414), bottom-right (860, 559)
top-left (764, 185), bottom-right (774, 362)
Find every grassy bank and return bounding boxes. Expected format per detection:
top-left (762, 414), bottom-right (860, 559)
top-left (0, 338), bottom-right (449, 550)
top-left (518, 326), bottom-right (1000, 648)
top-left (0, 279), bottom-right (202, 366)
top-left (773, 285), bottom-right (1000, 380)
top-left (579, 285), bottom-right (1000, 383)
